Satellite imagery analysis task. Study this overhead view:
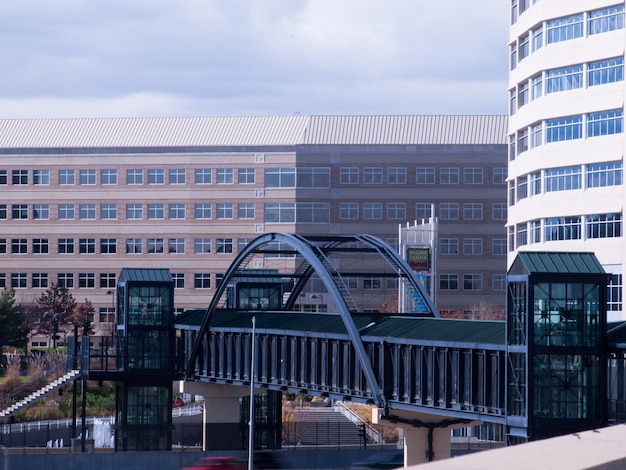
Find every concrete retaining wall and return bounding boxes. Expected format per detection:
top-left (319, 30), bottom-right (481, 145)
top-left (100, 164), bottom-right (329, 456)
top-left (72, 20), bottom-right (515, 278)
top-left (0, 447), bottom-right (390, 470)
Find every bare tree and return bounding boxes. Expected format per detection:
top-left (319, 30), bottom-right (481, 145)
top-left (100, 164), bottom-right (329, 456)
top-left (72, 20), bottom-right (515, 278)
top-left (466, 300), bottom-right (505, 320)
top-left (440, 301), bottom-right (504, 320)
top-left (378, 291), bottom-right (398, 313)
top-left (36, 284), bottom-right (77, 347)
top-left (71, 298), bottom-right (95, 335)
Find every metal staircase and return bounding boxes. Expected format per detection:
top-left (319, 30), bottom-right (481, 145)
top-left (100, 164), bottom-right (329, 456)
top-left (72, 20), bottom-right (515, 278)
top-left (0, 369), bottom-right (81, 420)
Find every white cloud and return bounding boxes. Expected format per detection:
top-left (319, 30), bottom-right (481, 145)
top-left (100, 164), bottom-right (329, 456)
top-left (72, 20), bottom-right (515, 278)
top-left (0, 0), bottom-right (509, 118)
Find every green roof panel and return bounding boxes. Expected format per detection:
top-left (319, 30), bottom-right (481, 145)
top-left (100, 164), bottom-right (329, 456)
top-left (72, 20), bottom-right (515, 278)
top-left (175, 310), bottom-right (505, 348)
top-left (512, 252), bottom-right (605, 275)
top-left (118, 268), bottom-right (173, 283)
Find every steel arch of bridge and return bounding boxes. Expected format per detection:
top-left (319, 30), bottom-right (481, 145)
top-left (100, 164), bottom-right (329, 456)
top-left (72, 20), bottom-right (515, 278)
top-left (185, 233), bottom-right (438, 408)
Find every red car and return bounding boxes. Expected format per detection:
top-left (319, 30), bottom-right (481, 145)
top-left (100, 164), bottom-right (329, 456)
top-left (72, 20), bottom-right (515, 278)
top-left (181, 456), bottom-right (247, 470)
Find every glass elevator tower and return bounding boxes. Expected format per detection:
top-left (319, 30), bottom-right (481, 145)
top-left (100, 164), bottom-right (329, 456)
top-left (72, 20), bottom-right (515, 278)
top-left (115, 268), bottom-right (175, 451)
top-left (506, 252), bottom-right (608, 443)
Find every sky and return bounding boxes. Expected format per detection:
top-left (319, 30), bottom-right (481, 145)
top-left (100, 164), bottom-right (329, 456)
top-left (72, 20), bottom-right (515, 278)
top-left (0, 1), bottom-right (509, 119)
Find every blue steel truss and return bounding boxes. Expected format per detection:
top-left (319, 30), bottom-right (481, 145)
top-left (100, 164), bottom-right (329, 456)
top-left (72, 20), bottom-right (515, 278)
top-left (185, 233), bottom-right (439, 409)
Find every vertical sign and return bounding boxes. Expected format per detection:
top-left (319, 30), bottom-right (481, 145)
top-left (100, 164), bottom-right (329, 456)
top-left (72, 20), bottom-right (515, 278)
top-left (406, 247), bottom-right (430, 271)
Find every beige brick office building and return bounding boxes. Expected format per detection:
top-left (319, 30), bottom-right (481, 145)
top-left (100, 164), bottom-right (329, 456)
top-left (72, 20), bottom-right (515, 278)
top-left (0, 115), bottom-right (507, 342)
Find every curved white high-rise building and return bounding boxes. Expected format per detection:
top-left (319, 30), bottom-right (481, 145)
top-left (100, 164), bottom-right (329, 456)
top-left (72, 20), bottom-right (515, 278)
top-left (507, 1), bottom-right (626, 320)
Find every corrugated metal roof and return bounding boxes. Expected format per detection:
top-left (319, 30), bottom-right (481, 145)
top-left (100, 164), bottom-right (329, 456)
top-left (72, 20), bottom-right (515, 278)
top-left (0, 116), bottom-right (309, 148)
top-left (0, 115), bottom-right (507, 149)
top-left (174, 308), bottom-right (207, 329)
top-left (363, 316), bottom-right (505, 347)
top-left (303, 115), bottom-right (508, 145)
top-left (118, 268), bottom-right (173, 284)
top-left (232, 269), bottom-right (285, 284)
top-left (513, 252), bottom-right (606, 275)
top-left (176, 310), bottom-right (505, 347)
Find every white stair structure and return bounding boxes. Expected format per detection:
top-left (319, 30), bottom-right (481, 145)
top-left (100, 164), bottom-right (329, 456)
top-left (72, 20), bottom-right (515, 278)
top-left (0, 369), bottom-right (81, 420)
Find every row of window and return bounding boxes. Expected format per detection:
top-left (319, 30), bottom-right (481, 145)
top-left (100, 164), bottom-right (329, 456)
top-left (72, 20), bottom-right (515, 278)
top-left (5, 238), bottom-right (390, 259)
top-left (510, 212), bottom-right (623, 248)
top-left (510, 0), bottom-right (540, 25)
top-left (510, 57), bottom-right (624, 115)
top-left (510, 5), bottom-right (624, 69)
top-left (509, 161), bottom-right (622, 204)
top-left (2, 201), bottom-right (508, 223)
top-left (1, 166), bottom-right (509, 188)
top-left (3, 202), bottom-right (255, 221)
top-left (339, 167), bottom-right (507, 186)
top-left (0, 271), bottom-right (219, 290)
top-left (509, 109), bottom-right (623, 159)
top-left (0, 237), bottom-right (238, 255)
top-left (0, 272), bottom-right (466, 294)
top-left (6, 272), bottom-right (117, 289)
top-left (340, 202), bottom-right (506, 222)
top-left (3, 168), bottom-right (254, 186)
top-left (439, 273), bottom-right (506, 292)
top-left (440, 238), bottom-right (507, 256)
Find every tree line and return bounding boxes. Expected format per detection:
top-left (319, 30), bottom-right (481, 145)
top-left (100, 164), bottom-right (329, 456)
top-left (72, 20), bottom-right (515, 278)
top-left (0, 283), bottom-right (95, 362)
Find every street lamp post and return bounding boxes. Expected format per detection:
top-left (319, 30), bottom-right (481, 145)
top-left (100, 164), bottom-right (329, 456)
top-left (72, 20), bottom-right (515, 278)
top-left (72, 322), bottom-right (79, 439)
top-left (81, 318), bottom-right (90, 453)
top-left (248, 316), bottom-right (256, 470)
top-left (52, 315), bottom-right (59, 350)
top-left (106, 290), bottom-right (115, 341)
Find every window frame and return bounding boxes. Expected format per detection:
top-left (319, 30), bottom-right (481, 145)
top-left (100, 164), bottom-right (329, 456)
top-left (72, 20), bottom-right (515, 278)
top-left (148, 169), bottom-right (165, 185)
top-left (126, 203), bottom-right (143, 220)
top-left (169, 168), bottom-right (186, 185)
top-left (79, 169), bottom-right (97, 185)
top-left (238, 168), bottom-right (255, 184)
top-left (216, 168), bottom-right (234, 184)
top-left (59, 169), bottom-right (75, 185)
top-left (237, 203), bottom-right (255, 219)
top-left (363, 167), bottom-right (383, 184)
top-left (194, 273), bottom-right (211, 289)
top-left (387, 167), bottom-right (407, 185)
top-left (79, 238), bottom-right (96, 254)
top-left (416, 167), bottom-right (435, 184)
top-left (440, 168), bottom-right (460, 185)
top-left (126, 169), bottom-right (144, 185)
top-left (169, 203), bottom-right (186, 220)
top-left (58, 238), bottom-right (75, 254)
top-left (33, 169), bottom-right (50, 185)
top-left (195, 168), bottom-right (212, 184)
top-left (126, 238), bottom-right (143, 254)
top-left (340, 167), bottom-right (359, 184)
top-left (101, 169), bottom-right (118, 185)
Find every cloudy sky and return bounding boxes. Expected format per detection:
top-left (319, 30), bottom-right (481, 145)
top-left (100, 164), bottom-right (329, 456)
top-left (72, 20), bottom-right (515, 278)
top-left (0, 1), bottom-right (509, 119)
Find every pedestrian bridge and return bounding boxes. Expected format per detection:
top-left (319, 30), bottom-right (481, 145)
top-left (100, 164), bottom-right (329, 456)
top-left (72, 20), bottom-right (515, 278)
top-left (177, 234), bottom-right (618, 466)
top-left (180, 309), bottom-right (506, 425)
top-left (177, 233), bottom-right (508, 464)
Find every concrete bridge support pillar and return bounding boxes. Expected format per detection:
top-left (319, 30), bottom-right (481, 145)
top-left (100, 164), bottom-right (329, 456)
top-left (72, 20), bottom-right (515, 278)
top-left (403, 426), bottom-right (451, 466)
top-left (373, 408), bottom-right (478, 466)
top-left (179, 381), bottom-right (250, 451)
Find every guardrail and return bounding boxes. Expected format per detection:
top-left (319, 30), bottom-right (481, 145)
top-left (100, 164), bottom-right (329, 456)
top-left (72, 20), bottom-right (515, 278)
top-left (172, 403), bottom-right (203, 418)
top-left (0, 358), bottom-right (72, 412)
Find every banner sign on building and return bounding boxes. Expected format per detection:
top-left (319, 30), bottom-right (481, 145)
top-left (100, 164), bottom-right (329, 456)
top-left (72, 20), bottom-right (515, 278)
top-left (406, 247), bottom-right (430, 271)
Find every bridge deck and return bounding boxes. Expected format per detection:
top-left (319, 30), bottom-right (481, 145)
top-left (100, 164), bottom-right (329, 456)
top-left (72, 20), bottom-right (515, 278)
top-left (178, 310), bottom-right (507, 425)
